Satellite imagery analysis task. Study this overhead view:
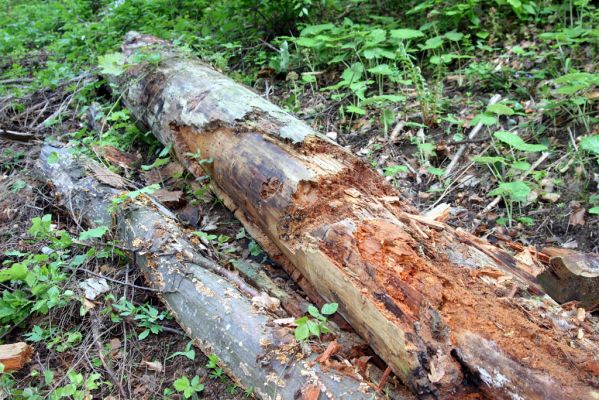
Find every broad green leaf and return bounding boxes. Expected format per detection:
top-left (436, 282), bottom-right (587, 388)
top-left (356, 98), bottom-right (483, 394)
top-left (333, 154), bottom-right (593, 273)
top-left (98, 53), bottom-right (125, 76)
top-left (589, 207), bottom-right (599, 215)
top-left (470, 113), bottom-right (497, 126)
top-left (367, 64), bottom-right (394, 76)
top-left (494, 131), bottom-right (547, 152)
top-left (321, 303), bottom-right (338, 315)
top-left (174, 376), bottom-right (190, 391)
top-left (307, 305), bottom-right (321, 319)
top-left (444, 31), bottom-right (464, 41)
top-left (346, 104), bottom-right (366, 115)
top-left (300, 23), bottom-right (335, 36)
top-left (0, 263), bottom-right (28, 282)
top-left (511, 161), bottom-right (531, 171)
top-left (489, 181), bottom-right (531, 202)
top-left (306, 320), bottom-right (320, 337)
top-left (420, 36), bottom-right (444, 50)
top-left (390, 29), bottom-right (424, 40)
top-left (487, 103), bottom-right (515, 116)
top-left (79, 226), bottom-right (109, 241)
top-left (367, 29), bottom-right (386, 44)
top-left (294, 323), bottom-right (309, 341)
top-left (580, 135), bottom-right (599, 155)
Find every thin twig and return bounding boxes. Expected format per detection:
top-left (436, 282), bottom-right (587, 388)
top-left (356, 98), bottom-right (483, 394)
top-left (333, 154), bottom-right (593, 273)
top-left (92, 314), bottom-right (129, 399)
top-left (443, 94), bottom-right (501, 179)
top-left (78, 267), bottom-right (170, 293)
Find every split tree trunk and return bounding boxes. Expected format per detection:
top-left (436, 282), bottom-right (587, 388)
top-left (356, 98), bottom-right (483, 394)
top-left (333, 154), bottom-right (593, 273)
top-left (37, 145), bottom-right (384, 400)
top-left (0, 343), bottom-right (33, 372)
top-left (113, 33), bottom-right (598, 399)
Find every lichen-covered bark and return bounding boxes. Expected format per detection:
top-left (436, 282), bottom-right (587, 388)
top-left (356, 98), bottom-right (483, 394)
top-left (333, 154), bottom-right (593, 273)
top-left (37, 145), bottom-right (381, 400)
top-left (112, 33), bottom-right (598, 399)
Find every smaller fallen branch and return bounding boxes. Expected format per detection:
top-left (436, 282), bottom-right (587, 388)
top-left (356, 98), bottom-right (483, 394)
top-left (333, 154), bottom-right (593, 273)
top-left (37, 145), bottom-right (383, 400)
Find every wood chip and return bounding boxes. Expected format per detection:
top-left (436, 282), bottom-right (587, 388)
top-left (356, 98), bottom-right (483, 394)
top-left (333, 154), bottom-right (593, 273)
top-left (0, 342), bottom-right (33, 372)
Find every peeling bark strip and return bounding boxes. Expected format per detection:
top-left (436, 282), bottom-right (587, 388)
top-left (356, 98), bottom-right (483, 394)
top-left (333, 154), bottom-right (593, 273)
top-left (113, 33), bottom-right (598, 399)
top-left (37, 146), bottom-right (379, 400)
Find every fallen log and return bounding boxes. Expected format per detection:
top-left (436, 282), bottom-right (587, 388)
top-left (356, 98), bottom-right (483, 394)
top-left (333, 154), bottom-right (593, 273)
top-left (37, 145), bottom-right (385, 400)
top-left (0, 342), bottom-right (33, 372)
top-left (112, 33), bottom-right (599, 399)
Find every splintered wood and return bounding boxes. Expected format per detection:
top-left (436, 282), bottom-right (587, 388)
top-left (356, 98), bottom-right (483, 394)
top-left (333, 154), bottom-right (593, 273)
top-left (0, 342), bottom-right (33, 372)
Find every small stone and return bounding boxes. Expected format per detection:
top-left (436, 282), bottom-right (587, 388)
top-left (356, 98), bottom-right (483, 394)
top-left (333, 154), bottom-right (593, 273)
top-left (576, 308), bottom-right (586, 322)
top-left (326, 131), bottom-right (338, 141)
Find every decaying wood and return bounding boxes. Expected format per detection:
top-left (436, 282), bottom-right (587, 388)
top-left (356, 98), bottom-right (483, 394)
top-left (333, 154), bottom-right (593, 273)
top-left (38, 145), bottom-right (386, 400)
top-left (539, 247), bottom-right (599, 310)
top-left (112, 33), bottom-right (599, 399)
top-left (0, 342), bottom-right (33, 372)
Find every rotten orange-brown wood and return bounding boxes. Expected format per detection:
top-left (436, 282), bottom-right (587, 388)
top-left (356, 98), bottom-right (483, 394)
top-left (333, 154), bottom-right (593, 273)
top-left (0, 342), bottom-right (33, 372)
top-left (113, 32), bottom-right (599, 399)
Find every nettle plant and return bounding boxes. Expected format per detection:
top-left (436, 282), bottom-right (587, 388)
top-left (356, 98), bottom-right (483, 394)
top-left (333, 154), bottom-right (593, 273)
top-left (475, 130), bottom-right (549, 226)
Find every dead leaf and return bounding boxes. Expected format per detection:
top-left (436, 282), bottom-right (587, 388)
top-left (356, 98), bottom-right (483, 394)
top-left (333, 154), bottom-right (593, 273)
top-left (79, 277), bottom-right (110, 300)
top-left (251, 292), bottom-right (280, 311)
top-left (569, 208), bottom-right (586, 226)
top-left (153, 189), bottom-right (184, 207)
top-left (141, 360), bottom-right (163, 373)
top-left (302, 384), bottom-right (321, 400)
top-left (94, 145), bottom-right (139, 170)
top-left (89, 164), bottom-right (127, 189)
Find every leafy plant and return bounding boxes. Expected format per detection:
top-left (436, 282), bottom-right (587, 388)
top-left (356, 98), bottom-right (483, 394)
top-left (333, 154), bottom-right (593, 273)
top-left (173, 375), bottom-right (205, 399)
top-left (294, 303), bottom-right (338, 341)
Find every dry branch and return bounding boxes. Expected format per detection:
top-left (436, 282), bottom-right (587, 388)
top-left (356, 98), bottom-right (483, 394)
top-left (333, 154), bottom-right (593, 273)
top-left (111, 33), bottom-right (598, 399)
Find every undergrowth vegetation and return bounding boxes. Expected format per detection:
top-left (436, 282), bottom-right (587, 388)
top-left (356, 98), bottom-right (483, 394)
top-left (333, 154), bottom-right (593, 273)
top-left (0, 0), bottom-right (597, 398)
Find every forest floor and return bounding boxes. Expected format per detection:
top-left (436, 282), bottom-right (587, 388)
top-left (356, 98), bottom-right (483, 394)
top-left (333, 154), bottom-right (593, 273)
top-left (1, 0), bottom-right (597, 398)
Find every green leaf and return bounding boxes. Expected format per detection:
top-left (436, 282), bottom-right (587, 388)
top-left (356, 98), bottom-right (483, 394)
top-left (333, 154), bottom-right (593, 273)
top-left (79, 226), bottom-right (109, 241)
top-left (580, 135), bottom-right (599, 155)
top-left (589, 207), bottom-right (599, 215)
top-left (384, 165), bottom-right (409, 176)
top-left (321, 303), bottom-right (338, 315)
top-left (470, 113), bottom-right (497, 126)
top-left (306, 320), bottom-right (320, 337)
top-left (444, 31), bottom-right (464, 41)
top-left (511, 161), bottom-right (531, 171)
top-left (307, 305), bottom-right (321, 319)
top-left (0, 263), bottom-right (28, 282)
top-left (489, 181), bottom-right (531, 202)
top-left (294, 323), bottom-right (309, 341)
top-left (47, 151), bottom-right (59, 164)
top-left (367, 64), bottom-right (394, 76)
top-left (487, 103), bottom-right (515, 116)
top-left (494, 131), bottom-right (547, 152)
top-left (390, 29), bottom-right (424, 40)
top-left (174, 376), bottom-right (190, 391)
top-left (420, 36), bottom-right (444, 50)
top-left (98, 52), bottom-right (125, 76)
top-left (346, 104), bottom-right (366, 115)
